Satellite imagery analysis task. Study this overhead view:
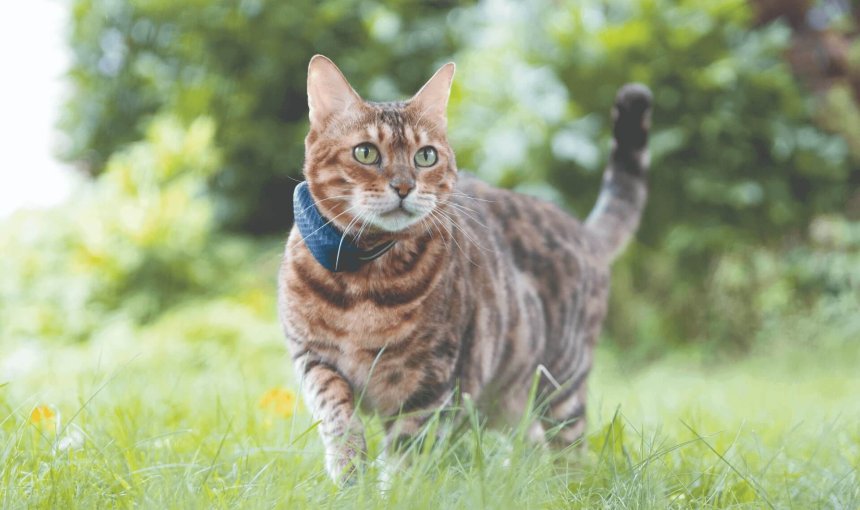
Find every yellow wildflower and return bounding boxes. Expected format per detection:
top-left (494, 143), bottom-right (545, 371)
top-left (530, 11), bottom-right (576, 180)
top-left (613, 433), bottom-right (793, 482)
top-left (30, 405), bottom-right (57, 431)
top-left (258, 387), bottom-right (297, 419)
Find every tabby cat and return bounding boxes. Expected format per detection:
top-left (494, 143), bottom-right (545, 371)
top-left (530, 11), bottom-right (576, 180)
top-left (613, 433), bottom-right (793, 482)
top-left (278, 55), bottom-right (652, 483)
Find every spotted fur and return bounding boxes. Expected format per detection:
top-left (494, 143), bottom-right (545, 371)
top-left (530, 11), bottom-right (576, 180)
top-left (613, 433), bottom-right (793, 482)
top-left (278, 55), bottom-right (652, 483)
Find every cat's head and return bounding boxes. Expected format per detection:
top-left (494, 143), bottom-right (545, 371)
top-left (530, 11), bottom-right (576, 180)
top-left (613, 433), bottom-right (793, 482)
top-left (302, 55), bottom-right (457, 237)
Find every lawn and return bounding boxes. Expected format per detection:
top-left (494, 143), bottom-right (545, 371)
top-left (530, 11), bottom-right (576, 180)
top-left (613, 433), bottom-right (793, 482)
top-left (2, 292), bottom-right (858, 509)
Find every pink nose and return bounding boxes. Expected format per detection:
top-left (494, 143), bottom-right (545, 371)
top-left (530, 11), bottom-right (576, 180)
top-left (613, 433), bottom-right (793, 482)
top-left (390, 179), bottom-right (414, 198)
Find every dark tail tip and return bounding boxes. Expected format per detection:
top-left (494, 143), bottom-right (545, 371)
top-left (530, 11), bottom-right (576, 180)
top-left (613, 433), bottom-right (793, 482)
top-left (612, 83), bottom-right (653, 152)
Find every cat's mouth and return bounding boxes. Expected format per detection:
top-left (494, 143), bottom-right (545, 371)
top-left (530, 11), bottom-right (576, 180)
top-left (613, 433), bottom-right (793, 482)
top-left (380, 203), bottom-right (413, 218)
top-left (370, 203), bottom-right (425, 232)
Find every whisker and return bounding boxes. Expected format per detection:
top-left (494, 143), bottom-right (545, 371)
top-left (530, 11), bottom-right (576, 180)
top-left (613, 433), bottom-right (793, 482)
top-left (438, 200), bottom-right (490, 229)
top-left (354, 212), bottom-right (375, 246)
top-left (439, 200), bottom-right (478, 213)
top-left (424, 213), bottom-right (451, 253)
top-left (434, 208), bottom-right (495, 255)
top-left (449, 191), bottom-right (495, 203)
top-left (428, 209), bottom-right (480, 267)
top-left (288, 205), bottom-right (358, 250)
top-left (335, 213), bottom-right (364, 270)
top-left (425, 212), bottom-right (452, 254)
top-left (438, 198), bottom-right (483, 216)
top-left (296, 195), bottom-right (353, 216)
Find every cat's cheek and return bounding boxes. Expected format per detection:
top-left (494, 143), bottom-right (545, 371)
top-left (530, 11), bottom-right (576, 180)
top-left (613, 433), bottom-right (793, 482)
top-left (334, 164), bottom-right (368, 184)
top-left (423, 169), bottom-right (447, 187)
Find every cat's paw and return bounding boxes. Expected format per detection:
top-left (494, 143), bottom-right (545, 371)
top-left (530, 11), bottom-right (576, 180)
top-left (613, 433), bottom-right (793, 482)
top-left (612, 83), bottom-right (653, 152)
top-left (325, 435), bottom-right (366, 486)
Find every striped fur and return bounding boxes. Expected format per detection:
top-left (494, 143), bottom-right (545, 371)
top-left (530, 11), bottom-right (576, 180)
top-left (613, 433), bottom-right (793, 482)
top-left (278, 55), bottom-right (652, 483)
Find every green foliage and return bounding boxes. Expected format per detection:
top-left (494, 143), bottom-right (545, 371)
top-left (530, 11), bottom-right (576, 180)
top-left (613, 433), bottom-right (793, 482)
top-left (451, 0), bottom-right (851, 234)
top-left (0, 116), bottom-right (249, 343)
top-left (706, 215), bottom-right (860, 349)
top-left (446, 0), bottom-right (856, 352)
top-left (63, 0), bottom-right (471, 232)
top-left (607, 216), bottom-right (860, 356)
top-left (54, 0), bottom-right (860, 352)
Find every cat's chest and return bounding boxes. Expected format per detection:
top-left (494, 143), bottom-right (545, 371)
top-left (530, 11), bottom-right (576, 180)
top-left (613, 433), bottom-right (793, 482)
top-left (288, 293), bottom-right (425, 350)
top-left (282, 247), bottom-right (446, 349)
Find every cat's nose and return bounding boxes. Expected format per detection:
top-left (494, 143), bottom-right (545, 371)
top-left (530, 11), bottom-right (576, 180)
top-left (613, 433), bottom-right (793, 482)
top-left (389, 177), bottom-right (415, 198)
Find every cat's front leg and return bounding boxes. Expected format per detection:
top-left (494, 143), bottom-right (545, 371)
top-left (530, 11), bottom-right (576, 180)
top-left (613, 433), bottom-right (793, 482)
top-left (378, 414), bottom-right (436, 486)
top-left (294, 353), bottom-right (365, 484)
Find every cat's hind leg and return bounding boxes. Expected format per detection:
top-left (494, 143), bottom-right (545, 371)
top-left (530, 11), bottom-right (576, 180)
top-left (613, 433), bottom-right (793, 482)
top-left (544, 380), bottom-right (588, 449)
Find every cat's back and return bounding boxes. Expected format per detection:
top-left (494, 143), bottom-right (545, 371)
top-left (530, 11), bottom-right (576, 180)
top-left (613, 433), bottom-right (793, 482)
top-left (454, 173), bottom-right (604, 268)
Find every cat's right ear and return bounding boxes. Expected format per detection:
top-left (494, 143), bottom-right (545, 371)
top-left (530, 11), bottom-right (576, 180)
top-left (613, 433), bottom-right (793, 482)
top-left (307, 55), bottom-right (362, 126)
top-left (410, 62), bottom-right (456, 129)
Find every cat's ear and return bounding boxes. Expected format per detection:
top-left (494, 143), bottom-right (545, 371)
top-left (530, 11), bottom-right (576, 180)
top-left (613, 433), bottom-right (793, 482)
top-left (410, 62), bottom-right (456, 127)
top-left (307, 55), bottom-right (362, 126)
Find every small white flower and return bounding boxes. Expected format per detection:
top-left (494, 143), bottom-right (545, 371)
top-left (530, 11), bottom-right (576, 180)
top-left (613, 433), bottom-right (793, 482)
top-left (54, 424), bottom-right (85, 453)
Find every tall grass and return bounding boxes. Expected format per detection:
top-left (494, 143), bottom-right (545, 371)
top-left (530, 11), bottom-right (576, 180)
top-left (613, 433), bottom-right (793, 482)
top-left (2, 323), bottom-right (858, 509)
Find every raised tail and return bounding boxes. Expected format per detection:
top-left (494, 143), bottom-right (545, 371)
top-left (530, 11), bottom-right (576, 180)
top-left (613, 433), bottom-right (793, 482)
top-left (585, 83), bottom-right (653, 261)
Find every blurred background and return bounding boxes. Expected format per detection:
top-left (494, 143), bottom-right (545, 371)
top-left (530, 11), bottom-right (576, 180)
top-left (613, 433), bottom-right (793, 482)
top-left (1, 0), bottom-right (858, 373)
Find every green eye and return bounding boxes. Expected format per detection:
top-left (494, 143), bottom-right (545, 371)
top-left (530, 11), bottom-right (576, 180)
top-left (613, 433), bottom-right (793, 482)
top-left (414, 146), bottom-right (438, 167)
top-left (353, 143), bottom-right (380, 165)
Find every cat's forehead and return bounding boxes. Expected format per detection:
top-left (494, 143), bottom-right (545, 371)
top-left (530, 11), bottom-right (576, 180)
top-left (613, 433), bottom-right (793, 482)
top-left (356, 101), bottom-right (433, 148)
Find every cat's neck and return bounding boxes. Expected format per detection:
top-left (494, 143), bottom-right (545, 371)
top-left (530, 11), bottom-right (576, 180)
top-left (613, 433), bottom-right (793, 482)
top-left (364, 212), bottom-right (453, 272)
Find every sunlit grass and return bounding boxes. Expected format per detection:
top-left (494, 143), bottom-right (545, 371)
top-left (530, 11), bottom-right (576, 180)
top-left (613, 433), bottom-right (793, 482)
top-left (2, 313), bottom-right (858, 509)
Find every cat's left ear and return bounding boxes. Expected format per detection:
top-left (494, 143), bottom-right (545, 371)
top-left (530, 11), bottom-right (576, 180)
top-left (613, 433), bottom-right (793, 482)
top-left (410, 62), bottom-right (456, 128)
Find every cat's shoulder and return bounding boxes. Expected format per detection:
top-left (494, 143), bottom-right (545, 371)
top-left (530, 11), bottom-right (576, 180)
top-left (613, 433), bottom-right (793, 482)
top-left (453, 172), bottom-right (604, 261)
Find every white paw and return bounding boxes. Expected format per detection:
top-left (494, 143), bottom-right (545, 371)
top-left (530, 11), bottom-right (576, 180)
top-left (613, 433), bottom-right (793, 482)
top-left (325, 435), bottom-right (366, 485)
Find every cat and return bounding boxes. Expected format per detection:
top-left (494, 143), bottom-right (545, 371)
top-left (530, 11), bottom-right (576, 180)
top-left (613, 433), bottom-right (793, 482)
top-left (278, 54), bottom-right (652, 483)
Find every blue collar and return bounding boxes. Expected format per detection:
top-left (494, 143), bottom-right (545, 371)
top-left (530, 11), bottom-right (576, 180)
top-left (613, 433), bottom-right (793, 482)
top-left (293, 182), bottom-right (396, 272)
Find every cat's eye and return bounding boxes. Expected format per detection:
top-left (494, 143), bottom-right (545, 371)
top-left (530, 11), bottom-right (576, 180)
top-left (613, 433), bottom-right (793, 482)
top-left (414, 146), bottom-right (438, 167)
top-left (353, 143), bottom-right (380, 165)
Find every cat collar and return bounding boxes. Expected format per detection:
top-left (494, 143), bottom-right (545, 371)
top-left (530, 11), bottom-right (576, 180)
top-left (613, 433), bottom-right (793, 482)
top-left (293, 181), bottom-right (397, 272)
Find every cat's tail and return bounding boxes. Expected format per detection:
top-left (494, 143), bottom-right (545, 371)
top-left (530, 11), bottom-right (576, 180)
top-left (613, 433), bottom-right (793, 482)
top-left (584, 83), bottom-right (653, 261)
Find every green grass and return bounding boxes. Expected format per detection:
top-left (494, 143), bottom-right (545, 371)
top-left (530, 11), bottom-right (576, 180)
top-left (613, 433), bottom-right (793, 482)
top-left (2, 314), bottom-right (859, 509)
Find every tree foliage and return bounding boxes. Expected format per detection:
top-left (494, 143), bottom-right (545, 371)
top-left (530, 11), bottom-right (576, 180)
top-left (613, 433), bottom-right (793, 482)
top-left (447, 0), bottom-right (857, 351)
top-left (63, 0), bottom-right (471, 232)
top-left (56, 0), bottom-right (859, 352)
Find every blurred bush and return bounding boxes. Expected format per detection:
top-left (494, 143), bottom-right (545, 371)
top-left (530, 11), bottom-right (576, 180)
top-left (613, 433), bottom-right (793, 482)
top-left (447, 0), bottom-right (857, 354)
top-left (63, 0), bottom-right (471, 233)
top-left (49, 0), bottom-right (858, 354)
top-left (706, 215), bottom-right (860, 354)
top-left (0, 116), bottom-right (253, 342)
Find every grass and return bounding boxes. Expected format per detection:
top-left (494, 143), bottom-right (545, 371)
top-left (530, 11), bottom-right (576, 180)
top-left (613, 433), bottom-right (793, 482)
top-left (1, 309), bottom-right (859, 509)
